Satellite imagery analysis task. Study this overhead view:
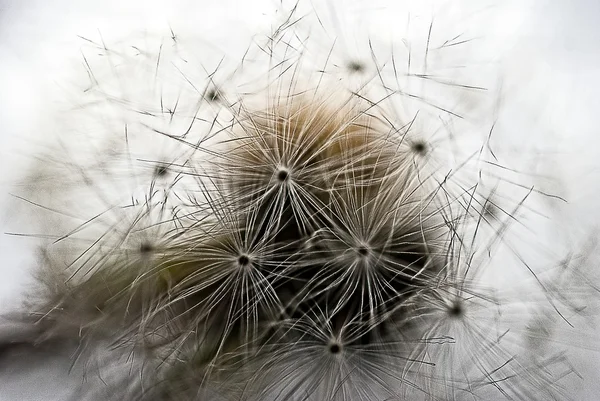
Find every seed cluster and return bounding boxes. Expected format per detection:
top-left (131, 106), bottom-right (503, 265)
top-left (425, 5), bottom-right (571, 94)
top-left (3, 1), bottom-right (591, 400)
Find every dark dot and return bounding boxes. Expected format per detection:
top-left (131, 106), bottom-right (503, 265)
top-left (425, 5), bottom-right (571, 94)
top-left (154, 164), bottom-right (169, 177)
top-left (329, 343), bottom-right (341, 354)
top-left (347, 61), bottom-right (365, 73)
top-left (411, 141), bottom-right (427, 155)
top-left (140, 242), bottom-right (154, 254)
top-left (357, 246), bottom-right (369, 257)
top-left (238, 255), bottom-right (250, 266)
top-left (206, 88), bottom-right (220, 102)
top-left (277, 169), bottom-right (289, 182)
top-left (482, 198), bottom-right (498, 218)
top-left (448, 302), bottom-right (463, 317)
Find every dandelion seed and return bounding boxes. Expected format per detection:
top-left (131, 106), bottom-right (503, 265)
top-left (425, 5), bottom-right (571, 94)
top-left (446, 300), bottom-right (463, 318)
top-left (237, 254), bottom-right (251, 267)
top-left (205, 87), bottom-right (221, 103)
top-left (139, 241), bottom-right (154, 254)
top-left (346, 60), bottom-right (365, 74)
top-left (328, 342), bottom-right (341, 355)
top-left (276, 168), bottom-right (290, 183)
top-left (410, 140), bottom-right (428, 156)
top-left (154, 164), bottom-right (169, 178)
top-left (356, 246), bottom-right (369, 257)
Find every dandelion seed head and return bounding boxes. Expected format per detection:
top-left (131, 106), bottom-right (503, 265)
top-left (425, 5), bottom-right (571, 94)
top-left (3, 1), bottom-right (598, 400)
